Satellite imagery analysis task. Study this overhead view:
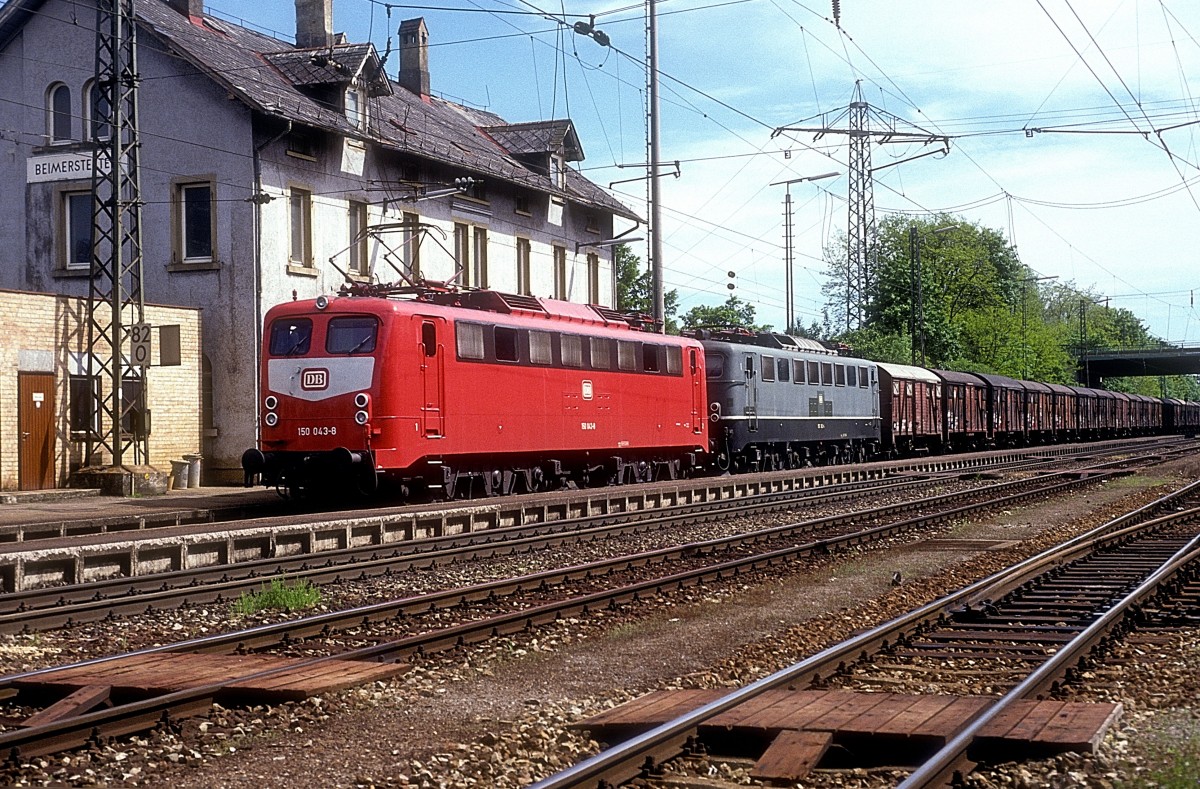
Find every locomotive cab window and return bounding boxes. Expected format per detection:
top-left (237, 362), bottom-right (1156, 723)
top-left (268, 318), bottom-right (312, 356)
top-left (326, 316), bottom-right (378, 354)
top-left (761, 355), bottom-right (775, 382)
top-left (859, 365), bottom-right (869, 388)
top-left (421, 322), bottom-right (437, 357)
top-left (706, 353), bottom-right (725, 378)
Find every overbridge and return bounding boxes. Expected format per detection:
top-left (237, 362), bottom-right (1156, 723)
top-left (1078, 344), bottom-right (1200, 387)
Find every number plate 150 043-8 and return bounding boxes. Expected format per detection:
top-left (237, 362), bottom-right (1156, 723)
top-left (297, 426), bottom-right (337, 436)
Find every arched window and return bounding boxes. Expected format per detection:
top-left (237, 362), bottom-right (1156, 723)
top-left (48, 83), bottom-right (72, 142)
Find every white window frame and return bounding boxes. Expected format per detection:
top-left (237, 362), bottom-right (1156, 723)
top-left (348, 200), bottom-right (369, 276)
top-left (345, 88), bottom-right (365, 130)
top-left (62, 190), bottom-right (92, 271)
top-left (516, 237), bottom-right (531, 295)
top-left (47, 83), bottom-right (72, 143)
top-left (174, 179), bottom-right (215, 265)
top-left (553, 245), bottom-right (567, 299)
top-left (289, 186), bottom-right (313, 268)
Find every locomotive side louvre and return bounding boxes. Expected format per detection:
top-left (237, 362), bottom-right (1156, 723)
top-left (702, 338), bottom-right (881, 470)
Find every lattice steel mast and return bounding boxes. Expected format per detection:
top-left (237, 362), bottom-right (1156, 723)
top-left (846, 87), bottom-right (873, 332)
top-left (773, 82), bottom-right (949, 333)
top-left (86, 0), bottom-right (146, 468)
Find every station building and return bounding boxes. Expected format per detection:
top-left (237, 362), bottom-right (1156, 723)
top-left (0, 0), bottom-right (638, 487)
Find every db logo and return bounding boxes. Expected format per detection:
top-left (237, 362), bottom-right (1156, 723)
top-left (301, 368), bottom-right (329, 390)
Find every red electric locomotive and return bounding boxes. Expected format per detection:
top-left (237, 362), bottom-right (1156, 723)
top-left (242, 287), bottom-right (708, 498)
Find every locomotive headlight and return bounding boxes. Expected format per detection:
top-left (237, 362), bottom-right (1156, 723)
top-left (315, 295), bottom-right (329, 310)
top-left (354, 392), bottom-right (370, 408)
top-left (264, 412), bottom-right (279, 427)
top-left (265, 395), bottom-right (278, 410)
top-left (355, 410), bottom-right (369, 425)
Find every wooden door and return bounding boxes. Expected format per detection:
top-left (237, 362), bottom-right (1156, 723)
top-left (18, 373), bottom-right (55, 490)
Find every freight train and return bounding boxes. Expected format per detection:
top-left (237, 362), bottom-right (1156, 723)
top-left (241, 287), bottom-right (1200, 498)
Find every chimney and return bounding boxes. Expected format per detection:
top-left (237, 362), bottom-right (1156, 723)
top-left (398, 18), bottom-right (430, 96)
top-left (166, 0), bottom-right (204, 16)
top-left (295, 0), bottom-right (333, 49)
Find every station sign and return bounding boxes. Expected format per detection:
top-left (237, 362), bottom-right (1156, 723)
top-left (26, 151), bottom-right (111, 184)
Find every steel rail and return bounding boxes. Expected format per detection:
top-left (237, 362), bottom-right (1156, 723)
top-left (0, 467), bottom-right (1105, 634)
top-left (0, 470), bottom-right (945, 616)
top-left (526, 479), bottom-right (1200, 789)
top-left (899, 527), bottom-right (1200, 788)
top-left (0, 471), bottom-right (1135, 759)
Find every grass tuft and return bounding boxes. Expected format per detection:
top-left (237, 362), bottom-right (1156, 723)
top-left (232, 577), bottom-right (322, 615)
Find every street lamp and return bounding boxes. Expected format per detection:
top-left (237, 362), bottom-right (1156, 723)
top-left (1021, 274), bottom-right (1059, 379)
top-left (908, 224), bottom-right (958, 366)
top-left (771, 172), bottom-right (839, 332)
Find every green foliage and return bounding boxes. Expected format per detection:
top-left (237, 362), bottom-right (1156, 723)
top-left (817, 213), bottom-right (1199, 394)
top-left (680, 295), bottom-right (771, 332)
top-left (232, 577), bottom-right (322, 615)
top-left (614, 245), bottom-right (679, 333)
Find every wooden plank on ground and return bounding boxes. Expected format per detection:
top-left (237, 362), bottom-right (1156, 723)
top-left (917, 696), bottom-right (993, 739)
top-left (21, 685), bottom-right (110, 728)
top-left (707, 690), bottom-right (798, 729)
top-left (837, 693), bottom-right (923, 736)
top-left (868, 695), bottom-right (959, 737)
top-left (751, 691), bottom-right (838, 731)
top-left (749, 730), bottom-right (832, 782)
top-left (802, 690), bottom-right (891, 731)
top-left (995, 700), bottom-right (1066, 742)
top-left (1029, 701), bottom-right (1123, 752)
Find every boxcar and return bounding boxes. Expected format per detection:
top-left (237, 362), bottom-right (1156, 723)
top-left (934, 369), bottom-right (990, 450)
top-left (878, 363), bottom-right (942, 454)
top-left (1046, 383), bottom-right (1078, 440)
top-left (1020, 379), bottom-right (1055, 443)
top-left (698, 330), bottom-right (881, 469)
top-left (973, 373), bottom-right (1026, 446)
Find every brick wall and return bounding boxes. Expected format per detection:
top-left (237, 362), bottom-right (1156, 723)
top-left (0, 288), bottom-right (202, 490)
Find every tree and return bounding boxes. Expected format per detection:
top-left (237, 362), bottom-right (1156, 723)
top-left (680, 295), bottom-right (770, 332)
top-left (614, 244), bottom-right (679, 333)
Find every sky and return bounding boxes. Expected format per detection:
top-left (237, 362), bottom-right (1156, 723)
top-left (213, 0), bottom-right (1200, 344)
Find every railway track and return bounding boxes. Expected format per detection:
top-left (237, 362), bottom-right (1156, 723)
top-left (0, 458), bottom-right (1134, 634)
top-left (0, 457), bottom-right (1145, 759)
top-left (528, 479), bottom-right (1200, 788)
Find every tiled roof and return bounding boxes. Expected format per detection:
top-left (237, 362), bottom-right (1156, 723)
top-left (264, 44), bottom-right (391, 97)
top-left (126, 0), bottom-right (637, 221)
top-left (483, 120), bottom-right (583, 162)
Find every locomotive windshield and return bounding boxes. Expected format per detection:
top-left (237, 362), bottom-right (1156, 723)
top-left (268, 318), bottom-right (312, 356)
top-left (327, 316), bottom-right (378, 354)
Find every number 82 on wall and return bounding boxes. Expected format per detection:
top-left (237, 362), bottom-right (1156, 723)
top-left (130, 323), bottom-right (153, 368)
